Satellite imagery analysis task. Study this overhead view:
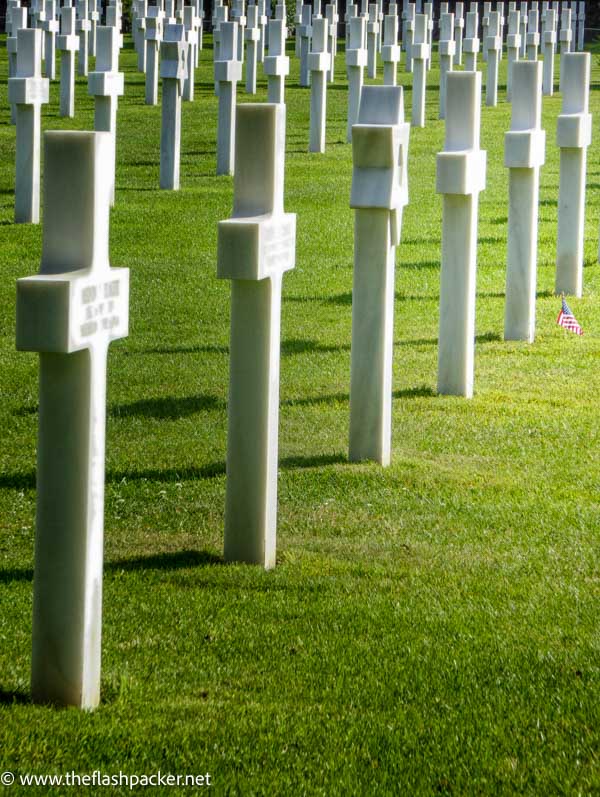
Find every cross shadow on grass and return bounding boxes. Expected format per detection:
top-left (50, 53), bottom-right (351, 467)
top-left (282, 338), bottom-right (350, 355)
top-left (127, 344), bottom-right (228, 355)
top-left (0, 688), bottom-right (30, 705)
top-left (109, 394), bottom-right (225, 419)
top-left (0, 549), bottom-right (224, 585)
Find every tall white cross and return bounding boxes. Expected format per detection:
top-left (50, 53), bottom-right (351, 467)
top-left (8, 28), bottom-right (49, 224)
top-left (504, 60), bottom-right (545, 342)
top-left (17, 131), bottom-right (129, 709)
top-left (215, 21), bottom-right (242, 175)
top-left (159, 23), bottom-right (187, 189)
top-left (308, 16), bottom-right (329, 152)
top-left (57, 6), bottom-right (78, 117)
top-left (88, 25), bottom-right (124, 206)
top-left (349, 85), bottom-right (410, 465)
top-left (346, 16), bottom-right (366, 142)
top-left (264, 18), bottom-right (289, 103)
top-left (217, 103), bottom-right (296, 568)
top-left (436, 71), bottom-right (486, 398)
top-left (556, 52), bottom-right (591, 297)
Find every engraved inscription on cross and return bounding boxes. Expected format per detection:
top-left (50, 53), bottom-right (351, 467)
top-left (16, 131), bottom-right (129, 709)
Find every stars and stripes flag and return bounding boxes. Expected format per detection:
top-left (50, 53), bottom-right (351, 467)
top-left (557, 296), bottom-right (583, 336)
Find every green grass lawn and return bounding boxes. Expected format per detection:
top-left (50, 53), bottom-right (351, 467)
top-left (1, 32), bottom-right (599, 795)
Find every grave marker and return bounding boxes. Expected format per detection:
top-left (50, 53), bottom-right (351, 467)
top-left (463, 9), bottom-right (479, 72)
top-left (404, 2), bottom-right (414, 72)
top-left (183, 5), bottom-right (198, 101)
top-left (555, 52), bottom-right (591, 297)
top-left (345, 15), bottom-right (366, 142)
top-left (519, 1), bottom-right (528, 58)
top-left (42, 0), bottom-right (59, 80)
top-left (217, 103), bottom-right (296, 569)
top-left (299, 4), bottom-right (312, 87)
top-left (349, 85), bottom-right (409, 465)
top-left (17, 130), bottom-right (129, 709)
top-left (577, 1), bottom-right (584, 51)
top-left (542, 7), bottom-right (556, 95)
top-left (454, 2), bottom-right (464, 66)
top-left (382, 14), bottom-right (400, 86)
top-left (507, 9), bottom-right (521, 100)
top-left (367, 4), bottom-right (379, 79)
top-left (159, 23), bottom-right (187, 189)
top-left (504, 60), bottom-right (545, 342)
top-left (264, 18), bottom-right (289, 103)
top-left (7, 6), bottom-right (27, 125)
top-left (439, 12), bottom-right (454, 120)
top-left (216, 21), bottom-right (242, 175)
top-left (145, 7), bottom-right (163, 105)
top-left (411, 13), bottom-right (428, 128)
top-left (8, 28), bottom-right (49, 224)
top-left (325, 4), bottom-right (338, 81)
top-left (76, 0), bottom-right (90, 75)
top-left (436, 71), bottom-right (486, 397)
top-left (309, 17), bottom-right (329, 152)
top-left (57, 6), bottom-right (78, 117)
top-left (88, 25), bottom-right (124, 206)
top-left (245, 4), bottom-right (259, 93)
top-left (526, 6), bottom-right (539, 60)
top-left (559, 8), bottom-right (572, 94)
top-left (486, 11), bottom-right (501, 106)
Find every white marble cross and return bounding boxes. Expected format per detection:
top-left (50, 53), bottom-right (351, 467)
top-left (485, 11), bottom-right (501, 106)
top-left (217, 103), bottom-right (296, 569)
top-left (403, 2), bottom-right (414, 72)
top-left (439, 12), bottom-right (454, 120)
top-left (88, 25), bottom-right (124, 206)
top-left (463, 9), bottom-right (480, 71)
top-left (346, 15), bottom-right (366, 142)
top-left (504, 60), bottom-right (545, 342)
top-left (245, 4), bottom-right (259, 92)
top-left (145, 6), bottom-right (163, 105)
top-left (308, 16), bottom-right (329, 152)
top-left (159, 23), bottom-right (187, 189)
top-left (325, 3), bottom-right (338, 81)
top-left (381, 13), bottom-right (400, 85)
top-left (212, 3), bottom-right (228, 93)
top-left (183, 5), bottom-right (198, 100)
top-left (58, 6), bottom-right (78, 117)
top-left (349, 85), bottom-right (410, 465)
top-left (436, 71), bottom-right (486, 398)
top-left (76, 0), bottom-right (90, 75)
top-left (232, 0), bottom-right (246, 62)
top-left (133, 0), bottom-right (147, 71)
top-left (366, 3), bottom-right (379, 78)
top-left (559, 8), bottom-right (572, 93)
top-left (577, 1), bottom-right (585, 51)
top-left (17, 130), bottom-right (129, 709)
top-left (89, 0), bottom-right (100, 57)
top-left (411, 12), bottom-right (428, 127)
top-left (264, 18), bottom-right (289, 103)
top-left (482, 1), bottom-right (491, 61)
top-left (42, 0), bottom-right (59, 80)
top-left (542, 8), bottom-right (556, 95)
top-left (519, 1), bottom-right (528, 58)
top-left (526, 6), bottom-right (539, 59)
top-left (454, 1), bottom-right (464, 65)
top-left (507, 9), bottom-right (521, 100)
top-left (299, 4), bottom-right (312, 87)
top-left (7, 6), bottom-right (27, 125)
top-left (8, 28), bottom-right (49, 224)
top-left (215, 21), bottom-right (242, 175)
top-left (555, 52), bottom-right (591, 297)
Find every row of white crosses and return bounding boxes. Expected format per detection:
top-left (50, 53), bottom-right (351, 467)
top-left (435, 51), bottom-right (591, 399)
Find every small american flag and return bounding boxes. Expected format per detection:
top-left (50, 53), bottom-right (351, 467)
top-left (557, 296), bottom-right (583, 336)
